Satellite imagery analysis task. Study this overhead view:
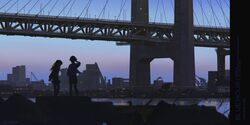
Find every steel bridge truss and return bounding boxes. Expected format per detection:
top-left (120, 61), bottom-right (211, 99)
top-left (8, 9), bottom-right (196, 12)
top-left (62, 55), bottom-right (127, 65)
top-left (0, 13), bottom-right (229, 48)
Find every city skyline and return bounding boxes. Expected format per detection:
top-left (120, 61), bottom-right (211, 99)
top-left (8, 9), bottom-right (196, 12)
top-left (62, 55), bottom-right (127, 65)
top-left (0, 0), bottom-right (230, 83)
top-left (0, 45), bottom-right (230, 84)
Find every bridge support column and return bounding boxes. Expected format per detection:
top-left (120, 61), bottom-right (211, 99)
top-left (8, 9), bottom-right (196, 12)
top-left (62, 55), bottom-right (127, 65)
top-left (130, 0), bottom-right (150, 89)
top-left (216, 47), bottom-right (229, 84)
top-left (130, 47), bottom-right (152, 88)
top-left (173, 0), bottom-right (195, 88)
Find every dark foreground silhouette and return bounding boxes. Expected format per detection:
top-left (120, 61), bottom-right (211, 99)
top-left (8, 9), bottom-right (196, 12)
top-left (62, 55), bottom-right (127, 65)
top-left (67, 56), bottom-right (81, 96)
top-left (49, 60), bottom-right (63, 96)
top-left (0, 94), bottom-right (229, 125)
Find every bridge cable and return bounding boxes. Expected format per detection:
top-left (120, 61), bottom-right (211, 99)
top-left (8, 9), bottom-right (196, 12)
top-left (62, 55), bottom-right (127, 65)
top-left (5, 0), bottom-right (18, 13)
top-left (197, 0), bottom-right (205, 26)
top-left (207, 0), bottom-right (222, 27)
top-left (98, 0), bottom-right (109, 19)
top-left (66, 0), bottom-right (77, 16)
top-left (222, 0), bottom-right (230, 26)
top-left (193, 1), bottom-right (199, 26)
top-left (0, 0), bottom-right (13, 11)
top-left (216, 0), bottom-right (229, 27)
top-left (170, 0), bottom-right (174, 22)
top-left (123, 9), bottom-right (127, 20)
top-left (48, 0), bottom-right (59, 16)
top-left (27, 0), bottom-right (40, 14)
top-left (224, 0), bottom-right (230, 26)
top-left (117, 0), bottom-right (127, 20)
top-left (117, 0), bottom-right (124, 20)
top-left (223, 0), bottom-right (229, 8)
top-left (206, 0), bottom-right (214, 26)
top-left (84, 0), bottom-right (93, 18)
top-left (36, 0), bottom-right (52, 15)
top-left (16, 0), bottom-right (18, 12)
top-left (57, 0), bottom-right (72, 16)
top-left (161, 0), bottom-right (167, 23)
top-left (193, 6), bottom-right (201, 26)
top-left (78, 0), bottom-right (91, 18)
top-left (17, 0), bottom-right (32, 14)
top-left (198, 0), bottom-right (211, 26)
top-left (154, 0), bottom-right (160, 22)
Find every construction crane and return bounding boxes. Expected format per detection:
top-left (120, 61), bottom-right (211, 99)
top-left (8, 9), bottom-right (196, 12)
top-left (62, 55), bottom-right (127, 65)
top-left (195, 75), bottom-right (207, 88)
top-left (30, 72), bottom-right (43, 82)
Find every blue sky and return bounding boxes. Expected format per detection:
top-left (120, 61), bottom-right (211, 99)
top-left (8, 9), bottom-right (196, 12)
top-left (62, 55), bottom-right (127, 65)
top-left (0, 0), bottom-right (230, 83)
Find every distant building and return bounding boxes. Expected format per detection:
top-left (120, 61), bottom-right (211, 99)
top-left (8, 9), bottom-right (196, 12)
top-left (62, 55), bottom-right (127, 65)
top-left (78, 63), bottom-right (106, 90)
top-left (112, 77), bottom-right (129, 89)
top-left (208, 71), bottom-right (218, 92)
top-left (59, 62), bottom-right (107, 91)
top-left (7, 65), bottom-right (28, 86)
top-left (208, 70), bottom-right (230, 93)
top-left (0, 84), bottom-right (13, 96)
top-left (59, 68), bottom-right (69, 91)
top-left (0, 80), bottom-right (8, 84)
top-left (28, 80), bottom-right (49, 91)
top-left (7, 74), bottom-right (13, 82)
top-left (153, 77), bottom-right (164, 89)
top-left (153, 77), bottom-right (173, 90)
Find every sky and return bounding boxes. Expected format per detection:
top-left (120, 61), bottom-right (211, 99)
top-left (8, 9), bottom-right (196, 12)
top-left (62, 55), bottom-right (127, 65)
top-left (0, 0), bottom-right (230, 83)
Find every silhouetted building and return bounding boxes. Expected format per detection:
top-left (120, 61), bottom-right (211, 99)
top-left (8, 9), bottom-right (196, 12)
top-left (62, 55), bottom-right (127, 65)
top-left (78, 62), bottom-right (106, 90)
top-left (208, 70), bottom-right (230, 93)
top-left (59, 63), bottom-right (107, 91)
top-left (0, 84), bottom-right (13, 96)
top-left (59, 68), bottom-right (69, 91)
top-left (153, 77), bottom-right (173, 90)
top-left (208, 71), bottom-right (218, 92)
top-left (12, 86), bottom-right (33, 95)
top-left (0, 80), bottom-right (8, 84)
top-left (5, 65), bottom-right (28, 86)
top-left (153, 77), bottom-right (164, 89)
top-left (28, 80), bottom-right (48, 91)
top-left (7, 74), bottom-right (13, 82)
top-left (112, 77), bottom-right (129, 89)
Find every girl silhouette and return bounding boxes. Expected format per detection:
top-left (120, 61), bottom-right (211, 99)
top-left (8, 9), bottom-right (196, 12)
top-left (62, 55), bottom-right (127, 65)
top-left (67, 56), bottom-right (81, 96)
top-left (49, 60), bottom-right (63, 96)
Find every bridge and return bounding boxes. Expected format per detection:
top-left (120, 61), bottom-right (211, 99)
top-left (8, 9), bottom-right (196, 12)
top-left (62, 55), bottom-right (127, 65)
top-left (0, 13), bottom-right (229, 48)
top-left (0, 0), bottom-right (230, 91)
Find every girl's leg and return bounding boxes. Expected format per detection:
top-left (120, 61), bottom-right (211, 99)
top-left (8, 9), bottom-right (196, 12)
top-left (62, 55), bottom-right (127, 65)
top-left (53, 83), bottom-right (57, 96)
top-left (74, 84), bottom-right (79, 96)
top-left (69, 83), bottom-right (73, 96)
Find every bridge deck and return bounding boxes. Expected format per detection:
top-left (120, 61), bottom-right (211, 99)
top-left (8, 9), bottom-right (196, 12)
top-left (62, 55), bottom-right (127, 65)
top-left (0, 13), bottom-right (230, 48)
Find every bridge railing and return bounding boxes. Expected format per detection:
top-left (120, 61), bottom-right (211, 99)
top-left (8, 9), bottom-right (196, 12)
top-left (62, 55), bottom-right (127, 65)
top-left (0, 12), bottom-right (230, 29)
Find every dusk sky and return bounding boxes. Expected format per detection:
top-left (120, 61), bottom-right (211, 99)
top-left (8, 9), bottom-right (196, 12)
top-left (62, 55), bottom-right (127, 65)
top-left (0, 0), bottom-right (230, 83)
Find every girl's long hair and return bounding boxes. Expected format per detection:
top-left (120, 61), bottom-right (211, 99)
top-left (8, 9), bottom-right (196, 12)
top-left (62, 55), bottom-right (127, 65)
top-left (51, 60), bottom-right (63, 71)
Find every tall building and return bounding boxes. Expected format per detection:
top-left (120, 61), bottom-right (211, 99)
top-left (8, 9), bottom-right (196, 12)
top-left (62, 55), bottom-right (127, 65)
top-left (78, 63), bottom-right (106, 90)
top-left (7, 74), bottom-right (13, 82)
top-left (8, 65), bottom-right (27, 86)
top-left (59, 63), bottom-right (106, 91)
top-left (207, 70), bottom-right (230, 92)
top-left (112, 77), bottom-right (129, 89)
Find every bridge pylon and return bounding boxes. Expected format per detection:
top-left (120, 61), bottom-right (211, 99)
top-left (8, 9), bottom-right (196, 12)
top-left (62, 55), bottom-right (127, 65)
top-left (173, 0), bottom-right (196, 88)
top-left (129, 0), bottom-right (150, 89)
top-left (216, 47), bottom-right (230, 85)
top-left (130, 0), bottom-right (196, 90)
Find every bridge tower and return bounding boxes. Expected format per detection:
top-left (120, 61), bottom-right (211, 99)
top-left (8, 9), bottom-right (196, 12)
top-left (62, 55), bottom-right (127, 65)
top-left (130, 0), bottom-right (196, 90)
top-left (130, 0), bottom-right (151, 89)
top-left (173, 0), bottom-right (195, 88)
